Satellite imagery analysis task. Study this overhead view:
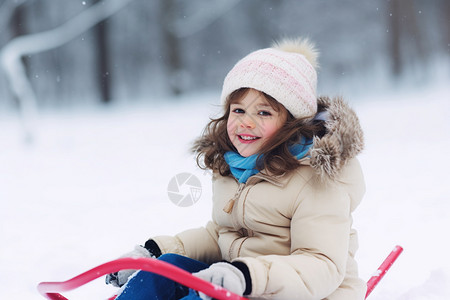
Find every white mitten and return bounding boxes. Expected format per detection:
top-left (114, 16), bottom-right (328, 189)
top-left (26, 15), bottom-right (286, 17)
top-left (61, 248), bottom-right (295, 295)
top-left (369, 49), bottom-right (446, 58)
top-left (105, 245), bottom-right (153, 287)
top-left (193, 262), bottom-right (246, 299)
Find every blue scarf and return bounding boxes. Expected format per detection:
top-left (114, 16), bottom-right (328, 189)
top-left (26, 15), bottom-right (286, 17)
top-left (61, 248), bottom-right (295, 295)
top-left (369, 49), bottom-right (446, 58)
top-left (224, 136), bottom-right (313, 183)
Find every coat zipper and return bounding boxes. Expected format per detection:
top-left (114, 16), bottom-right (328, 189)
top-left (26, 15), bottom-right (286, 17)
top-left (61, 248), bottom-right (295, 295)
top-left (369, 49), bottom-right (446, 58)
top-left (223, 183), bottom-right (245, 214)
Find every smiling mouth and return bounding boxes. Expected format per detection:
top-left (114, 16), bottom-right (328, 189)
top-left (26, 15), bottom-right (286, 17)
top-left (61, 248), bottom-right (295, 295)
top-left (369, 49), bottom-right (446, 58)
top-left (237, 134), bottom-right (260, 143)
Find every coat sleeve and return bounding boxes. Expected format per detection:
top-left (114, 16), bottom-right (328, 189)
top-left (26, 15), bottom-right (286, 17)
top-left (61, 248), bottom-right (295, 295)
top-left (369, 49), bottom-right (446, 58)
top-left (151, 220), bottom-right (222, 264)
top-left (233, 173), bottom-right (356, 299)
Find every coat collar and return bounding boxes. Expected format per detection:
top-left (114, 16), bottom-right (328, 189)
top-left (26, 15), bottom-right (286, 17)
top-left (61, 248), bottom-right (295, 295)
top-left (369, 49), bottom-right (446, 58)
top-left (310, 96), bottom-right (364, 181)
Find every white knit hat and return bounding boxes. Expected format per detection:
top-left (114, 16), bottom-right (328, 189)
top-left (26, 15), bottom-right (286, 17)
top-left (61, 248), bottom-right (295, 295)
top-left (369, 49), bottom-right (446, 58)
top-left (220, 38), bottom-right (319, 119)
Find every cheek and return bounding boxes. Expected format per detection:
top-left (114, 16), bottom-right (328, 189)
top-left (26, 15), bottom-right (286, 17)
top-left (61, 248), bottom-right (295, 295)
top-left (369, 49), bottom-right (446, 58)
top-left (261, 120), bottom-right (284, 139)
top-left (226, 118), bottom-right (236, 136)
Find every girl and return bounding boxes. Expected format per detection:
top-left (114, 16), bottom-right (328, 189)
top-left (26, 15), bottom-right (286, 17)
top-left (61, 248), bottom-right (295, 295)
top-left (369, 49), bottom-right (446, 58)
top-left (106, 38), bottom-right (366, 300)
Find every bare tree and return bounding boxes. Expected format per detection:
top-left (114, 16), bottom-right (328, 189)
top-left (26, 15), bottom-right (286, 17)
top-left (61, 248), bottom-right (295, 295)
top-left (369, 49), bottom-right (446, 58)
top-left (159, 0), bottom-right (241, 95)
top-left (248, 0), bottom-right (281, 46)
top-left (0, 0), bottom-right (29, 32)
top-left (172, 0), bottom-right (241, 38)
top-left (160, 0), bottom-right (182, 95)
top-left (440, 0), bottom-right (450, 55)
top-left (0, 0), bottom-right (135, 142)
top-left (7, 0), bottom-right (28, 108)
top-left (389, 0), bottom-right (402, 76)
top-left (388, 0), bottom-right (428, 76)
top-left (93, 0), bottom-right (112, 103)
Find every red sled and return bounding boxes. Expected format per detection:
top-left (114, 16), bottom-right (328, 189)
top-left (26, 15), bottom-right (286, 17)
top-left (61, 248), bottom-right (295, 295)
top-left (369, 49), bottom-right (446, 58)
top-left (37, 245), bottom-right (403, 300)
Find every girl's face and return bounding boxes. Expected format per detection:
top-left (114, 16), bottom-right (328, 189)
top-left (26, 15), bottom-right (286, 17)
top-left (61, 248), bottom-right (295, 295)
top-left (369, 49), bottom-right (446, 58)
top-left (227, 89), bottom-right (287, 157)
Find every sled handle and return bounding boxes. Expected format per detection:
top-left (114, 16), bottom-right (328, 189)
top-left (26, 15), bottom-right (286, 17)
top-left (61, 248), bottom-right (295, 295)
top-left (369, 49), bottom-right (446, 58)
top-left (37, 257), bottom-right (248, 300)
top-left (37, 246), bottom-right (403, 300)
top-left (365, 245), bottom-right (403, 298)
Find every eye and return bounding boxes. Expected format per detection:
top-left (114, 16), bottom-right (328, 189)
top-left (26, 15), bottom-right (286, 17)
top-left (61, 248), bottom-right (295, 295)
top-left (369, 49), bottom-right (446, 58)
top-left (232, 108), bottom-right (245, 114)
top-left (258, 110), bottom-right (272, 116)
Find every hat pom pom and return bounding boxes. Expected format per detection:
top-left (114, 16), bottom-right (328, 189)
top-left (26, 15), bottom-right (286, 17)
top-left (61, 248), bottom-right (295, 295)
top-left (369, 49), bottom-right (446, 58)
top-left (272, 37), bottom-right (319, 69)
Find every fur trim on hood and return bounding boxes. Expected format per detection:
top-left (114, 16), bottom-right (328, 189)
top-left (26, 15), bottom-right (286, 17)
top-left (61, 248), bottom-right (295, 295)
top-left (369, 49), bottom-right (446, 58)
top-left (309, 96), bottom-right (364, 180)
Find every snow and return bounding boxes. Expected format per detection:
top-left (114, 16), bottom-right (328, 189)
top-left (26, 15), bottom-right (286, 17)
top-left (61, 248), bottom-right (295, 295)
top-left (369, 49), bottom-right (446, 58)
top-left (1, 83), bottom-right (449, 299)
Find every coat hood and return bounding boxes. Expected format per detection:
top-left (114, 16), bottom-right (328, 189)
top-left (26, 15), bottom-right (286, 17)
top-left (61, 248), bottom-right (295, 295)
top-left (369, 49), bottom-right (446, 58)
top-left (309, 96), bottom-right (364, 181)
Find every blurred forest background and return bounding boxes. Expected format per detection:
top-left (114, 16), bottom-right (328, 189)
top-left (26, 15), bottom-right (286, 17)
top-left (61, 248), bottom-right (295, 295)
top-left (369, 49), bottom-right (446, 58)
top-left (0, 0), bottom-right (449, 111)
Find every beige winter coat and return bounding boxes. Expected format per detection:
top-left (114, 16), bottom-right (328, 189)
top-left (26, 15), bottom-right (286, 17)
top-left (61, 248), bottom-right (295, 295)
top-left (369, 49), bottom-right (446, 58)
top-left (153, 96), bottom-right (366, 300)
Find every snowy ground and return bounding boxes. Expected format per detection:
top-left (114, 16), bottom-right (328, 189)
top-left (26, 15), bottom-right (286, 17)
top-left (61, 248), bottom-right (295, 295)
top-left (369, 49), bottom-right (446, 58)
top-left (1, 83), bottom-right (449, 299)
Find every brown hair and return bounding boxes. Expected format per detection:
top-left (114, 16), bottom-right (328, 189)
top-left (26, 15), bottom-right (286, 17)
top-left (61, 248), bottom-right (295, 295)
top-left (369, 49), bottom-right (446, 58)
top-left (192, 88), bottom-right (326, 177)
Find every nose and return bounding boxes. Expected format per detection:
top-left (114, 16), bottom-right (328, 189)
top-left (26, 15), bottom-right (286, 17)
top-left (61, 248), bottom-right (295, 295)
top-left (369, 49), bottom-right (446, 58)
top-left (239, 115), bottom-right (255, 129)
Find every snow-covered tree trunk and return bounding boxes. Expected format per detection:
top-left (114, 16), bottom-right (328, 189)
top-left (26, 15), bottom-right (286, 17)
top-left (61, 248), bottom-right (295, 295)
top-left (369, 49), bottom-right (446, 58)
top-left (0, 0), bottom-right (135, 142)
